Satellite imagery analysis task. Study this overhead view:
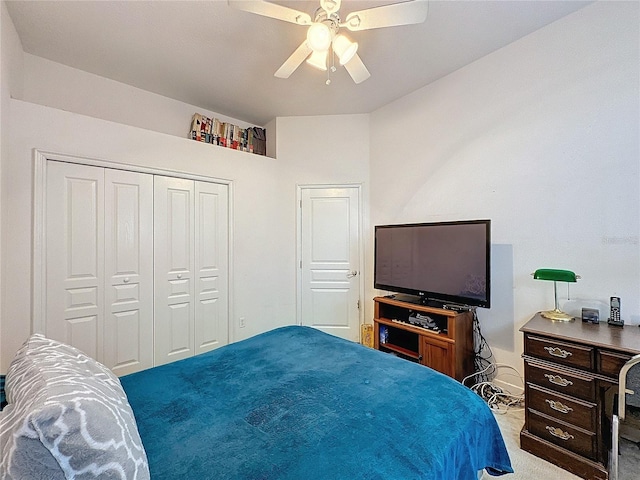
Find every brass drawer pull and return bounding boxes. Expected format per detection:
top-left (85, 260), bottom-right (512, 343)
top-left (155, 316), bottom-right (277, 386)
top-left (544, 346), bottom-right (572, 358)
top-left (546, 425), bottom-right (574, 441)
top-left (544, 373), bottom-right (573, 387)
top-left (545, 399), bottom-right (573, 414)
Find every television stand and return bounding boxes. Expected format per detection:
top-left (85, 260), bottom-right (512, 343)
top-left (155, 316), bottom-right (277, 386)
top-left (373, 296), bottom-right (474, 382)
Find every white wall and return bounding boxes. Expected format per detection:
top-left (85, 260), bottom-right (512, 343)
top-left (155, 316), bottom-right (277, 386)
top-left (21, 53), bottom-right (258, 137)
top-left (0, 0), bottom-right (25, 375)
top-left (0, 104), bottom-right (370, 372)
top-left (368, 1), bottom-right (640, 377)
top-left (274, 114), bottom-right (371, 326)
top-left (0, 99), bottom-right (289, 371)
top-left (0, 10), bottom-right (370, 372)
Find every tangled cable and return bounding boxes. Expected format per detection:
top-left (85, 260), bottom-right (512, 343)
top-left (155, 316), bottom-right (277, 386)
top-left (463, 310), bottom-right (525, 413)
top-left (463, 363), bottom-right (525, 413)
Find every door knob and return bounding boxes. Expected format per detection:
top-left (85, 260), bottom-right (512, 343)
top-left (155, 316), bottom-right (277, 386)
top-left (347, 270), bottom-right (358, 278)
top-left (177, 273), bottom-right (183, 279)
top-left (123, 277), bottom-right (130, 283)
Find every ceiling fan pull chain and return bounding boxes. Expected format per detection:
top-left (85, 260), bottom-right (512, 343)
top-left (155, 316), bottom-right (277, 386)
top-left (326, 48), bottom-right (335, 85)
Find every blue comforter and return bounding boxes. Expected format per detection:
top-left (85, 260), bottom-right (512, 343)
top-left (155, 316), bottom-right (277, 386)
top-left (121, 326), bottom-right (512, 479)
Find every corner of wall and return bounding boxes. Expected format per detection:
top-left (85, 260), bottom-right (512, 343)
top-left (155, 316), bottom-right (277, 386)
top-left (265, 118), bottom-right (277, 159)
top-left (1, 0), bottom-right (25, 372)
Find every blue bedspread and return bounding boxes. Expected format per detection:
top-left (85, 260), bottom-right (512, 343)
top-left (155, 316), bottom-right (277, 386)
top-left (121, 326), bottom-right (512, 479)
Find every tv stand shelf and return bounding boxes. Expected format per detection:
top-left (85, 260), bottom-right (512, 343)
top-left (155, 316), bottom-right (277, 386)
top-left (373, 296), bottom-right (475, 382)
top-left (379, 335), bottom-right (421, 361)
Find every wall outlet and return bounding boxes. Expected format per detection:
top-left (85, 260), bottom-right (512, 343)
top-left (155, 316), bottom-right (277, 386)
top-left (239, 316), bottom-right (246, 328)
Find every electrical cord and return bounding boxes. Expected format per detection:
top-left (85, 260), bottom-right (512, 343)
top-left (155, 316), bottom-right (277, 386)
top-left (463, 310), bottom-right (525, 413)
top-left (463, 364), bottom-right (525, 414)
top-left (471, 309), bottom-right (496, 383)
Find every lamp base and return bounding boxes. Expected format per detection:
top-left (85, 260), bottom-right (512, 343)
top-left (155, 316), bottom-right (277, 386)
top-left (540, 308), bottom-right (575, 322)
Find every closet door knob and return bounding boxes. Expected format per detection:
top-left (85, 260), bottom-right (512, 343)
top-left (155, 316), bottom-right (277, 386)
top-left (177, 273), bottom-right (183, 279)
top-left (123, 277), bottom-right (130, 283)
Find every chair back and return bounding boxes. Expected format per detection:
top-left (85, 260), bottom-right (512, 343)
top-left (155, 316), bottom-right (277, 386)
top-left (619, 353), bottom-right (640, 420)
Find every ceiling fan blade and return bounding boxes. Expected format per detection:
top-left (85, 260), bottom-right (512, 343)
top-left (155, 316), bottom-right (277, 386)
top-left (274, 41), bottom-right (313, 78)
top-left (342, 0), bottom-right (429, 32)
top-left (343, 53), bottom-right (371, 84)
top-left (228, 0), bottom-right (312, 26)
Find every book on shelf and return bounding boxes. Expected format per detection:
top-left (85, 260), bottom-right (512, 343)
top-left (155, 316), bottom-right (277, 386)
top-left (189, 113), bottom-right (266, 156)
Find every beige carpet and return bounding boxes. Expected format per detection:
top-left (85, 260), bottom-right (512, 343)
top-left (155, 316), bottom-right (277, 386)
top-left (481, 408), bottom-right (640, 479)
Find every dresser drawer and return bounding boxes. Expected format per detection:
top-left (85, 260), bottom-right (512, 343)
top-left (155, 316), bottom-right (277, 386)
top-left (597, 350), bottom-right (632, 378)
top-left (525, 361), bottom-right (596, 402)
top-left (526, 383), bottom-right (597, 432)
top-left (525, 334), bottom-right (594, 370)
top-left (528, 409), bottom-right (597, 460)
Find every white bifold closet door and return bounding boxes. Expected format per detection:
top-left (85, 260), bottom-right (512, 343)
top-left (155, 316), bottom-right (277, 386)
top-left (153, 176), bottom-right (229, 366)
top-left (45, 162), bottom-right (154, 375)
top-left (104, 169), bottom-right (154, 374)
top-left (44, 160), bottom-right (229, 374)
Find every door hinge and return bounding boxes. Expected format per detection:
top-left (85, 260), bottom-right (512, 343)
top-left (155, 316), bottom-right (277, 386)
top-left (357, 299), bottom-right (360, 310)
top-left (300, 260), bottom-right (302, 269)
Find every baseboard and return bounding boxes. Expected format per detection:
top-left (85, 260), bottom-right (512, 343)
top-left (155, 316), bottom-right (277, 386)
top-left (492, 376), bottom-right (524, 396)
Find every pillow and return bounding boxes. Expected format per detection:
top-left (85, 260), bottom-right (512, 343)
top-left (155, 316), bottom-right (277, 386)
top-left (0, 334), bottom-right (150, 480)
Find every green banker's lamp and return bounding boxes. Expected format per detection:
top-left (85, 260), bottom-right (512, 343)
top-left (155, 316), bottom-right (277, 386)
top-left (532, 269), bottom-right (581, 322)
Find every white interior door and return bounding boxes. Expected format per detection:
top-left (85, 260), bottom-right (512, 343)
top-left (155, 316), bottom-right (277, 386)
top-left (154, 176), bottom-right (195, 365)
top-left (45, 161), bottom-right (104, 359)
top-left (300, 186), bottom-right (361, 341)
top-left (103, 169), bottom-right (154, 375)
top-left (194, 181), bottom-right (229, 354)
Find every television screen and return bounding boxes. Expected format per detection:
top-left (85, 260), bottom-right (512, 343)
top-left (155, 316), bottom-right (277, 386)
top-left (374, 220), bottom-right (491, 308)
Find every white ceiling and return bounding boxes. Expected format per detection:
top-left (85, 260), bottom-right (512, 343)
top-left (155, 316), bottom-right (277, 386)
top-left (6, 0), bottom-right (591, 126)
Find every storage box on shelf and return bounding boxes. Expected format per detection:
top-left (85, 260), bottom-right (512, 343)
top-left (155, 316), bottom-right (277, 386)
top-left (373, 296), bottom-right (474, 382)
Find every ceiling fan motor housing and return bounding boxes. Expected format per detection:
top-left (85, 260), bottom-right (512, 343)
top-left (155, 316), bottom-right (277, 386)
top-left (307, 9), bottom-right (340, 53)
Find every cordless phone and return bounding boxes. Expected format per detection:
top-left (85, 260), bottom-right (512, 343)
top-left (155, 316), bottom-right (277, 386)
top-left (608, 296), bottom-right (624, 327)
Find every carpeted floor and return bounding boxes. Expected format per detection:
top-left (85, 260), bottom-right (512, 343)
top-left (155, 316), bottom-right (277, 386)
top-left (482, 408), bottom-right (640, 479)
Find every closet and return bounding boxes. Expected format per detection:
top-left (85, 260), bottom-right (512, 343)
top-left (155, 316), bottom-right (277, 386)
top-left (43, 159), bottom-right (229, 376)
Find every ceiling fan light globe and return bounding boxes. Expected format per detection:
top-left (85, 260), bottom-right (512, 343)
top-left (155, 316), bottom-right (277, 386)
top-left (333, 34), bottom-right (358, 65)
top-left (307, 23), bottom-right (332, 52)
top-left (306, 49), bottom-right (328, 71)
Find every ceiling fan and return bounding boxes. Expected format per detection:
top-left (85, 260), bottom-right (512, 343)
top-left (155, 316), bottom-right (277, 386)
top-left (228, 0), bottom-right (429, 84)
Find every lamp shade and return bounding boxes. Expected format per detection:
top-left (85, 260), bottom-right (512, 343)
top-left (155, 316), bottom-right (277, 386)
top-left (533, 269), bottom-right (579, 283)
top-left (333, 34), bottom-right (358, 65)
top-left (532, 268), bottom-right (580, 322)
top-left (306, 23), bottom-right (332, 52)
top-left (306, 49), bottom-right (328, 71)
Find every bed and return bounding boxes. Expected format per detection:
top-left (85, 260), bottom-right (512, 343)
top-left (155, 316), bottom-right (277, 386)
top-left (1, 326), bottom-right (512, 480)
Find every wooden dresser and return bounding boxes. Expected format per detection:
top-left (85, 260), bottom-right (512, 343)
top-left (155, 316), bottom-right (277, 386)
top-left (520, 314), bottom-right (640, 480)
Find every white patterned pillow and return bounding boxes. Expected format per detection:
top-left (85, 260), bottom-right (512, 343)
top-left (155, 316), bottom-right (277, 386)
top-left (0, 334), bottom-right (150, 480)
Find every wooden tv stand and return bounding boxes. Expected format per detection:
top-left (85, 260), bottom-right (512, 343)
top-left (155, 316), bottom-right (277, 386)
top-left (373, 296), bottom-right (475, 382)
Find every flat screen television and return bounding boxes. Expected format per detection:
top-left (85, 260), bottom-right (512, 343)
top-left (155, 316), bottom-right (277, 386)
top-left (374, 219), bottom-right (491, 308)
